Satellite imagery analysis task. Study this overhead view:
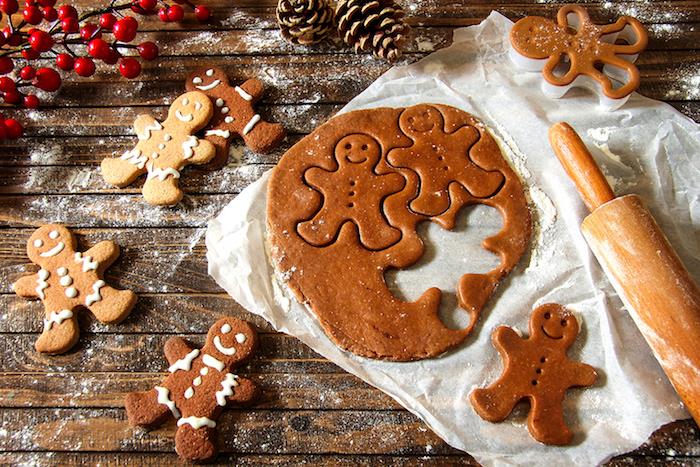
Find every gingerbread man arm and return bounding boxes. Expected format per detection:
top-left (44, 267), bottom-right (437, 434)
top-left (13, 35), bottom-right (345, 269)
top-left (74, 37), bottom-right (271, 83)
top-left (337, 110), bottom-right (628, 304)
top-left (492, 326), bottom-right (523, 354)
top-left (568, 361), bottom-right (598, 388)
top-left (238, 78), bottom-right (265, 103)
top-left (186, 138), bottom-right (216, 165)
top-left (12, 273), bottom-right (39, 298)
top-left (84, 241), bottom-right (120, 272)
top-left (133, 114), bottom-right (160, 138)
top-left (225, 376), bottom-right (259, 407)
top-left (164, 336), bottom-right (196, 366)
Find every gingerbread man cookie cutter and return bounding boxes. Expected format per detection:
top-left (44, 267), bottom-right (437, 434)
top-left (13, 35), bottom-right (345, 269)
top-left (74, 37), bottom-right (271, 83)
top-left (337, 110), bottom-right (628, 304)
top-left (185, 67), bottom-right (286, 167)
top-left (101, 91), bottom-right (216, 206)
top-left (470, 303), bottom-right (597, 445)
top-left (509, 5), bottom-right (648, 111)
top-left (12, 224), bottom-right (137, 354)
top-left (125, 317), bottom-right (259, 462)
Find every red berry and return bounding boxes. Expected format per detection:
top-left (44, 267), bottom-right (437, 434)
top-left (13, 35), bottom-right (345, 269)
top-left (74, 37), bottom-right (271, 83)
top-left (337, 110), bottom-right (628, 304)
top-left (139, 0), bottom-right (157, 9)
top-left (0, 0), bottom-right (18, 15)
top-left (22, 48), bottom-right (39, 60)
top-left (194, 5), bottom-right (210, 21)
top-left (23, 94), bottom-right (39, 108)
top-left (0, 76), bottom-right (15, 92)
top-left (87, 38), bottom-right (109, 59)
top-left (157, 8), bottom-right (168, 22)
top-left (56, 4), bottom-right (76, 19)
top-left (23, 5), bottom-right (42, 23)
top-left (0, 56), bottom-right (13, 74)
top-left (55, 52), bottom-right (73, 70)
top-left (118, 57), bottom-right (141, 79)
top-left (61, 17), bottom-right (78, 33)
top-left (167, 5), bottom-right (184, 22)
top-left (102, 47), bottom-right (119, 65)
top-left (19, 65), bottom-right (35, 80)
top-left (113, 16), bottom-right (138, 42)
top-left (73, 57), bottom-right (95, 77)
top-left (80, 23), bottom-right (101, 40)
top-left (137, 41), bottom-right (158, 60)
top-left (42, 5), bottom-right (56, 20)
top-left (3, 118), bottom-right (23, 139)
top-left (28, 30), bottom-right (53, 52)
top-left (3, 90), bottom-right (19, 103)
top-left (34, 67), bottom-right (61, 91)
top-left (99, 12), bottom-right (116, 29)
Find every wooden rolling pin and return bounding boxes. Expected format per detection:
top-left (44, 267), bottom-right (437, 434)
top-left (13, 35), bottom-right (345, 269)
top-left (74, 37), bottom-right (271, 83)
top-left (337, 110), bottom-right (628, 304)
top-left (549, 122), bottom-right (700, 424)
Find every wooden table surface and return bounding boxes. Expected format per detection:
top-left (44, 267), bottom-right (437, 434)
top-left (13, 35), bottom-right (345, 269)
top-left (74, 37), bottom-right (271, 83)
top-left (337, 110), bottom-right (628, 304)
top-left (1, 0), bottom-right (699, 465)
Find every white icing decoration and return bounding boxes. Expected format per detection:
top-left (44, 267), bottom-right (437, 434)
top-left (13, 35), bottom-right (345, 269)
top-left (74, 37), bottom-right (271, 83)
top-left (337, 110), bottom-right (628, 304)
top-left (182, 136), bottom-right (198, 159)
top-left (175, 110), bottom-right (193, 122)
top-left (151, 152), bottom-right (159, 160)
top-left (85, 280), bottom-right (105, 306)
top-left (221, 107), bottom-right (229, 114)
top-left (193, 376), bottom-right (202, 386)
top-left (182, 97), bottom-right (189, 105)
top-left (164, 134), bottom-right (172, 141)
top-left (235, 333), bottom-right (247, 344)
top-left (59, 275), bottom-right (72, 287)
top-left (225, 116), bottom-right (234, 124)
top-left (177, 416), bottom-right (216, 429)
top-left (65, 287), bottom-right (77, 298)
top-left (215, 98), bottom-right (224, 107)
top-left (235, 86), bottom-right (253, 101)
top-left (36, 269), bottom-right (50, 299)
top-left (214, 336), bottom-right (237, 356)
top-left (158, 143), bottom-right (166, 150)
top-left (206, 69), bottom-right (214, 76)
top-left (155, 386), bottom-right (180, 418)
top-left (137, 121), bottom-right (162, 141)
top-left (192, 76), bottom-right (202, 84)
top-left (184, 387), bottom-right (194, 399)
top-left (57, 267), bottom-right (67, 276)
top-left (120, 149), bottom-right (148, 169)
top-left (221, 324), bottom-right (232, 334)
top-left (195, 102), bottom-right (202, 110)
top-left (147, 164), bottom-right (181, 181)
top-left (205, 129), bottom-right (231, 139)
top-left (202, 354), bottom-right (225, 372)
top-left (195, 79), bottom-right (220, 91)
top-left (215, 373), bottom-right (239, 406)
top-left (168, 349), bottom-right (200, 373)
top-left (243, 115), bottom-right (261, 135)
top-left (74, 252), bottom-right (98, 272)
top-left (200, 367), bottom-right (209, 376)
top-left (49, 230), bottom-right (59, 239)
top-left (40, 242), bottom-right (65, 257)
top-left (43, 309), bottom-right (73, 332)
top-left (33, 239), bottom-right (43, 248)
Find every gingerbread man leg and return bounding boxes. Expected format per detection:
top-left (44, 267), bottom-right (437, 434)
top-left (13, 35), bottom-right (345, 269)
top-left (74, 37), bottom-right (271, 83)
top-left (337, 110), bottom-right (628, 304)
top-left (35, 311), bottom-right (80, 354)
top-left (528, 393), bottom-right (572, 445)
top-left (88, 285), bottom-right (137, 325)
top-left (243, 121), bottom-right (286, 154)
top-left (142, 176), bottom-right (184, 206)
top-left (175, 423), bottom-right (218, 461)
top-left (125, 388), bottom-right (172, 427)
top-left (470, 385), bottom-right (522, 422)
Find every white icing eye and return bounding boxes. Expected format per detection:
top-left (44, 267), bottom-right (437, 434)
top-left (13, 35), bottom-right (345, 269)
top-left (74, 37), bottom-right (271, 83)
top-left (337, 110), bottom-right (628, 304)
top-left (200, 367), bottom-right (209, 376)
top-left (33, 239), bottom-right (43, 248)
top-left (221, 323), bottom-right (232, 334)
top-left (206, 69), bottom-right (214, 76)
top-left (235, 333), bottom-right (247, 343)
top-left (225, 116), bottom-right (234, 123)
top-left (164, 134), bottom-right (172, 141)
top-left (215, 98), bottom-right (224, 107)
top-left (182, 97), bottom-right (189, 105)
top-left (195, 102), bottom-right (202, 110)
top-left (49, 230), bottom-right (59, 239)
top-left (221, 107), bottom-right (229, 114)
top-left (65, 287), bottom-right (77, 298)
top-left (192, 76), bottom-right (203, 84)
top-left (57, 267), bottom-right (68, 276)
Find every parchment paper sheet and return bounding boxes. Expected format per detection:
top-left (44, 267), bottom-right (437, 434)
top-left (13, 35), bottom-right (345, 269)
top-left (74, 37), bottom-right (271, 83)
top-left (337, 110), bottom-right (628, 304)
top-left (206, 12), bottom-right (700, 466)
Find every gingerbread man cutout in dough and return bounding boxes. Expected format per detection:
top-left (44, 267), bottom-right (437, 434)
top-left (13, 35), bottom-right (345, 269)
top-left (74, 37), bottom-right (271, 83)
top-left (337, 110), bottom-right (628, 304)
top-left (470, 303), bottom-right (597, 445)
top-left (12, 224), bottom-right (136, 354)
top-left (185, 67), bottom-right (286, 167)
top-left (101, 91), bottom-right (216, 206)
top-left (125, 317), bottom-right (259, 462)
top-left (387, 104), bottom-right (504, 217)
top-left (297, 134), bottom-right (406, 250)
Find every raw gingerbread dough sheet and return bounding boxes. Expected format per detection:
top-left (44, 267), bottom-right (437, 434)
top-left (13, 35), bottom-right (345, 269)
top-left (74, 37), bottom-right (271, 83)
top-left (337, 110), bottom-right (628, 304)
top-left (207, 12), bottom-right (699, 466)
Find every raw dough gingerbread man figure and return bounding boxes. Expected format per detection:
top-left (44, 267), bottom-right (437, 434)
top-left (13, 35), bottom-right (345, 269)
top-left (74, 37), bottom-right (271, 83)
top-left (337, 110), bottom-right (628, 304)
top-left (101, 91), bottom-right (216, 206)
top-left (125, 317), bottom-right (259, 461)
top-left (470, 303), bottom-right (597, 445)
top-left (185, 67), bottom-right (286, 167)
top-left (12, 224), bottom-right (136, 354)
top-left (298, 133), bottom-right (405, 250)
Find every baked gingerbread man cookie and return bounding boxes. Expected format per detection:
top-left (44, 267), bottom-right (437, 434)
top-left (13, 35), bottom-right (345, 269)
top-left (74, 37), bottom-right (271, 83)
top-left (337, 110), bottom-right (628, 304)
top-left (470, 303), bottom-right (597, 445)
top-left (101, 91), bottom-right (216, 206)
top-left (12, 224), bottom-right (136, 354)
top-left (185, 67), bottom-right (286, 167)
top-left (125, 317), bottom-right (259, 462)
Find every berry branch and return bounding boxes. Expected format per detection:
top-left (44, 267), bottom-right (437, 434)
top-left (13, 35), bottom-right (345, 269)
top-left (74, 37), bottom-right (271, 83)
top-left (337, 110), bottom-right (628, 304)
top-left (0, 0), bottom-right (212, 140)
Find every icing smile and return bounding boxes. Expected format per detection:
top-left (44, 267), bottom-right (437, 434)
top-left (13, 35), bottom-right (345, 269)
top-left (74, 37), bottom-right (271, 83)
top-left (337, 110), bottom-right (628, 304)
top-left (214, 336), bottom-right (237, 355)
top-left (541, 326), bottom-right (563, 340)
top-left (176, 110), bottom-right (194, 122)
top-left (39, 242), bottom-right (65, 257)
top-left (196, 79), bottom-right (221, 91)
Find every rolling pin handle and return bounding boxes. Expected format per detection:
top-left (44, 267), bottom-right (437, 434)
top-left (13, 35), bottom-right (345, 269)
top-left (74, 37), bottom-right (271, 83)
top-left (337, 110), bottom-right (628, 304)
top-left (548, 122), bottom-right (616, 212)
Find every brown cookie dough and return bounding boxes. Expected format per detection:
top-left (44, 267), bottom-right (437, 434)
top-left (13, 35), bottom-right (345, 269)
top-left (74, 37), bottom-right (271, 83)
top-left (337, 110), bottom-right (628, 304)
top-left (470, 303), bottom-right (597, 445)
top-left (267, 104), bottom-right (531, 361)
top-left (12, 224), bottom-right (136, 354)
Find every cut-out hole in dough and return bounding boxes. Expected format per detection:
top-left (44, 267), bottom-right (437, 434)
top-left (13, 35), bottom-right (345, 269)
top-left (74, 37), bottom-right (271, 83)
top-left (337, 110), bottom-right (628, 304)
top-left (385, 204), bottom-right (503, 330)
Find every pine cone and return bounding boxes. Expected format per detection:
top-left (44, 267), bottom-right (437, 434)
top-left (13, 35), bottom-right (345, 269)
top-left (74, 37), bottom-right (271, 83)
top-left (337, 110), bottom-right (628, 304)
top-left (335, 0), bottom-right (409, 61)
top-left (277, 0), bottom-right (335, 46)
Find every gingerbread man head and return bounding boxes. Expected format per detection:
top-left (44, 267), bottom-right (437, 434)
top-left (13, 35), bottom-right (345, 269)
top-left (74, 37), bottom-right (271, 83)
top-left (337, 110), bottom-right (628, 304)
top-left (399, 104), bottom-right (445, 136)
top-left (529, 302), bottom-right (579, 347)
top-left (187, 67), bottom-right (230, 93)
top-left (164, 91), bottom-right (213, 133)
top-left (201, 316), bottom-right (258, 366)
top-left (334, 134), bottom-right (382, 167)
top-left (26, 224), bottom-right (76, 265)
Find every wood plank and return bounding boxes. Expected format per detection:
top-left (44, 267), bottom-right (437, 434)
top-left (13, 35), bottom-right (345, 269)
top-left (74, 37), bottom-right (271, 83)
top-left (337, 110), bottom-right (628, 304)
top-left (0, 372), bottom-right (399, 410)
